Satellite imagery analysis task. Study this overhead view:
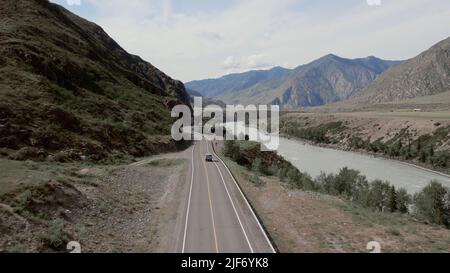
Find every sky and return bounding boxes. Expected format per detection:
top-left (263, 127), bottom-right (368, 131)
top-left (51, 0), bottom-right (450, 82)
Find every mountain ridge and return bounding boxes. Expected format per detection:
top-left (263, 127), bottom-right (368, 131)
top-left (186, 55), bottom-right (400, 109)
top-left (351, 37), bottom-right (450, 103)
top-left (186, 66), bottom-right (291, 98)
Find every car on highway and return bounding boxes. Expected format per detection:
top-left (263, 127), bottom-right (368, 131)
top-left (205, 154), bottom-right (213, 162)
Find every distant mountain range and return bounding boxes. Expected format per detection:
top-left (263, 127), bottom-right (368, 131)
top-left (186, 55), bottom-right (400, 108)
top-left (187, 36), bottom-right (450, 109)
top-left (352, 37), bottom-right (450, 104)
top-left (0, 0), bottom-right (190, 161)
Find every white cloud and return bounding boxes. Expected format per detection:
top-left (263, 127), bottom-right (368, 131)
top-left (162, 0), bottom-right (172, 23)
top-left (367, 0), bottom-right (382, 6)
top-left (223, 54), bottom-right (272, 70)
top-left (199, 31), bottom-right (224, 41)
top-left (58, 0), bottom-right (450, 82)
top-left (223, 56), bottom-right (237, 69)
top-left (66, 0), bottom-right (81, 6)
top-left (247, 54), bottom-right (269, 69)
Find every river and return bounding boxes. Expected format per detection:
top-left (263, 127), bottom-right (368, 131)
top-left (217, 122), bottom-right (450, 193)
top-left (276, 137), bottom-right (450, 194)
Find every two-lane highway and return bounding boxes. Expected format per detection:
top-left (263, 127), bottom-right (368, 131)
top-left (175, 139), bottom-right (275, 253)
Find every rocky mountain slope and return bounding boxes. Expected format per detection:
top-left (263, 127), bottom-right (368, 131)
top-left (0, 0), bottom-right (190, 162)
top-left (186, 66), bottom-right (290, 99)
top-left (353, 37), bottom-right (450, 103)
top-left (186, 55), bottom-right (399, 109)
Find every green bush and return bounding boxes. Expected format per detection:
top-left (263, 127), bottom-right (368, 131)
top-left (333, 168), bottom-right (362, 197)
top-left (223, 141), bottom-right (242, 163)
top-left (249, 173), bottom-right (265, 187)
top-left (315, 168), bottom-right (413, 214)
top-left (366, 180), bottom-right (390, 212)
top-left (387, 186), bottom-right (398, 212)
top-left (252, 157), bottom-right (264, 174)
top-left (15, 189), bottom-right (33, 209)
top-left (40, 219), bottom-right (70, 250)
top-left (267, 164), bottom-right (279, 176)
top-left (350, 136), bottom-right (369, 150)
top-left (396, 188), bottom-right (412, 214)
top-left (431, 152), bottom-right (450, 168)
top-left (413, 181), bottom-right (450, 227)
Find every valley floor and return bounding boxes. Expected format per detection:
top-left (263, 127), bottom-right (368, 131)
top-left (2, 141), bottom-right (450, 253)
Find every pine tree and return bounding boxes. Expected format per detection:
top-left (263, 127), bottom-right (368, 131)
top-left (414, 181), bottom-right (449, 226)
top-left (429, 145), bottom-right (435, 157)
top-left (368, 180), bottom-right (390, 212)
top-left (396, 188), bottom-right (412, 214)
top-left (252, 157), bottom-right (263, 174)
top-left (388, 186), bottom-right (398, 212)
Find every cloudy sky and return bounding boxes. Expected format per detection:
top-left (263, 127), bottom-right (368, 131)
top-left (51, 0), bottom-right (450, 82)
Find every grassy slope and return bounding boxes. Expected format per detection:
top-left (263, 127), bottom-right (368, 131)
top-left (0, 0), bottom-right (190, 162)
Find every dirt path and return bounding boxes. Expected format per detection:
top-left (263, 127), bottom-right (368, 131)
top-left (71, 150), bottom-right (191, 253)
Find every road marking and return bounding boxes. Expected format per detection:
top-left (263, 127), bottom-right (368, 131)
top-left (201, 141), bottom-right (220, 253)
top-left (181, 144), bottom-right (195, 253)
top-left (212, 151), bottom-right (254, 253)
top-left (211, 142), bottom-right (277, 253)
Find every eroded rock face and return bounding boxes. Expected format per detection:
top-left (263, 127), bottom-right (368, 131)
top-left (0, 0), bottom-right (190, 161)
top-left (354, 37), bottom-right (450, 103)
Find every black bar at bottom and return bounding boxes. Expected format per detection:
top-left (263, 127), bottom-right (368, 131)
top-left (0, 253), bottom-right (445, 272)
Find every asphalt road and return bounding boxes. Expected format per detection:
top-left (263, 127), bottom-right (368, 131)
top-left (175, 139), bottom-right (275, 253)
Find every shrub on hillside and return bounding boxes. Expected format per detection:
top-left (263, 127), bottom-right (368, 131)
top-left (224, 140), bottom-right (242, 163)
top-left (413, 181), bottom-right (450, 227)
top-left (39, 219), bottom-right (70, 250)
top-left (367, 180), bottom-right (391, 212)
top-left (396, 188), bottom-right (412, 214)
top-left (315, 169), bottom-right (412, 213)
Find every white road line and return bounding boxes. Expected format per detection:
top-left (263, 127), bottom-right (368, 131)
top-left (213, 158), bottom-right (254, 253)
top-left (211, 142), bottom-right (277, 253)
top-left (181, 144), bottom-right (195, 253)
top-left (201, 141), bottom-right (219, 253)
